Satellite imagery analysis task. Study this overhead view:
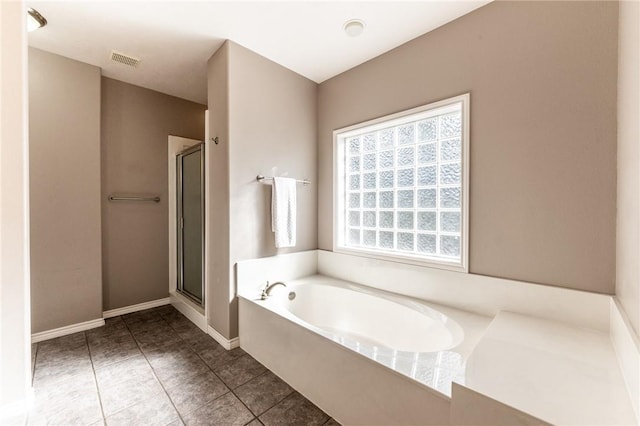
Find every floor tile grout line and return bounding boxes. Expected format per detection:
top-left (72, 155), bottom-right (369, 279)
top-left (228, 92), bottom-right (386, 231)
top-left (28, 333), bottom-right (106, 426)
top-left (232, 369), bottom-right (295, 419)
top-left (233, 368), bottom-right (332, 424)
top-left (159, 310), bottom-right (253, 422)
top-left (200, 351), bottom-right (291, 423)
top-left (253, 390), bottom-right (294, 419)
top-left (126, 307), bottom-right (329, 425)
top-left (157, 308), bottom-right (262, 423)
top-left (203, 352), bottom-right (315, 421)
top-left (259, 391), bottom-right (299, 419)
top-left (242, 417), bottom-right (262, 426)
top-left (31, 342), bottom-right (38, 386)
top-left (27, 307), bottom-right (333, 426)
top-left (212, 364), bottom-right (259, 423)
top-left (85, 331), bottom-right (108, 425)
top-left (121, 313), bottom-right (188, 426)
top-left (195, 334), bottom-right (332, 424)
top-left (261, 391), bottom-right (332, 425)
top-left (158, 307), bottom-right (315, 423)
top-left (25, 342), bottom-right (39, 426)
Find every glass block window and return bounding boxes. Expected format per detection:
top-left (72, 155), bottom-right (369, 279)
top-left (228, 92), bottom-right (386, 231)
top-left (334, 94), bottom-right (469, 272)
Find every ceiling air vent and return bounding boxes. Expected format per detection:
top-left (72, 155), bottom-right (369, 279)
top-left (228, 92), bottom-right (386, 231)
top-left (109, 50), bottom-right (140, 68)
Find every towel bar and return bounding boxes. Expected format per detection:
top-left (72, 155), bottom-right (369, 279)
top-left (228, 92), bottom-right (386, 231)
top-left (256, 175), bottom-right (311, 185)
top-left (108, 195), bottom-right (161, 203)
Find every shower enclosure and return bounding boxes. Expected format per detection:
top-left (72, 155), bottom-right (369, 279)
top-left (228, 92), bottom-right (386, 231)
top-left (176, 143), bottom-right (204, 305)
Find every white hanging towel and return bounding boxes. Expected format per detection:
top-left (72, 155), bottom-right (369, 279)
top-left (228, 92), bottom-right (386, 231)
top-left (271, 177), bottom-right (297, 248)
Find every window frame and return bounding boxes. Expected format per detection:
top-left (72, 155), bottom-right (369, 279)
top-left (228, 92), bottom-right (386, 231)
top-left (332, 93), bottom-right (470, 273)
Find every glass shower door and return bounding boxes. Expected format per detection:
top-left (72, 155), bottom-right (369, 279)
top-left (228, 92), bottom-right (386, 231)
top-left (177, 144), bottom-right (204, 305)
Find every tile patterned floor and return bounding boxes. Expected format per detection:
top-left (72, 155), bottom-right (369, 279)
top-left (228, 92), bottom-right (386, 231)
top-left (24, 305), bottom-right (338, 426)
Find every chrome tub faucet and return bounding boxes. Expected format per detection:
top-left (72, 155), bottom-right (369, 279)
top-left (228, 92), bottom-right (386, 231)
top-left (261, 281), bottom-right (287, 300)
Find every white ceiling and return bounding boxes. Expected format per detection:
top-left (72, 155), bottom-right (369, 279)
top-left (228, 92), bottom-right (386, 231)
top-left (27, 1), bottom-right (490, 105)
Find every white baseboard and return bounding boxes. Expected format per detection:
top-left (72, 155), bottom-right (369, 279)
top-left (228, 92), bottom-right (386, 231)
top-left (31, 318), bottom-right (105, 343)
top-left (32, 298), bottom-right (171, 343)
top-left (208, 325), bottom-right (240, 350)
top-left (31, 295), bottom-right (238, 352)
top-left (168, 292), bottom-right (238, 350)
top-left (170, 292), bottom-right (207, 332)
top-left (103, 297), bottom-right (171, 319)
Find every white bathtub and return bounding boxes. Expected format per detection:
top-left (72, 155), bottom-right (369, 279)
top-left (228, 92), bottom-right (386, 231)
top-left (238, 274), bottom-right (491, 425)
top-left (237, 251), bottom-right (637, 426)
top-left (269, 281), bottom-right (465, 354)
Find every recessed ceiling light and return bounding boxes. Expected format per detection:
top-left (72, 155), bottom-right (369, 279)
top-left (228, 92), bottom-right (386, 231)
top-left (27, 8), bottom-right (47, 32)
top-left (344, 19), bottom-right (365, 38)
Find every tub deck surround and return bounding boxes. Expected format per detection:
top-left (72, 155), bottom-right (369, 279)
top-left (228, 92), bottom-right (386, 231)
top-left (240, 275), bottom-right (492, 397)
top-left (235, 250), bottom-right (319, 291)
top-left (236, 250), bottom-right (639, 425)
top-left (464, 311), bottom-right (637, 426)
top-left (317, 250), bottom-right (611, 333)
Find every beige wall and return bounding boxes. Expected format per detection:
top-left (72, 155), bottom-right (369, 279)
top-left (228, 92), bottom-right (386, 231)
top-left (206, 42), bottom-right (232, 337)
top-left (616, 0), bottom-right (640, 335)
top-left (318, 1), bottom-right (618, 294)
top-left (228, 43), bottom-right (318, 260)
top-left (206, 41), bottom-right (317, 339)
top-left (101, 77), bottom-right (205, 310)
top-left (1, 0), bottom-right (32, 415)
top-left (29, 48), bottom-right (103, 333)
top-left (227, 41), bottom-right (317, 337)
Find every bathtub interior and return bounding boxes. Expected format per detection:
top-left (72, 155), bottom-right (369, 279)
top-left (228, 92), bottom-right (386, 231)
top-left (268, 280), bottom-right (465, 353)
top-left (243, 274), bottom-right (493, 396)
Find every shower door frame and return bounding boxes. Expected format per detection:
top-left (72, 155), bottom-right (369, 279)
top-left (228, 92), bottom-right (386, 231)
top-left (176, 142), bottom-right (205, 306)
